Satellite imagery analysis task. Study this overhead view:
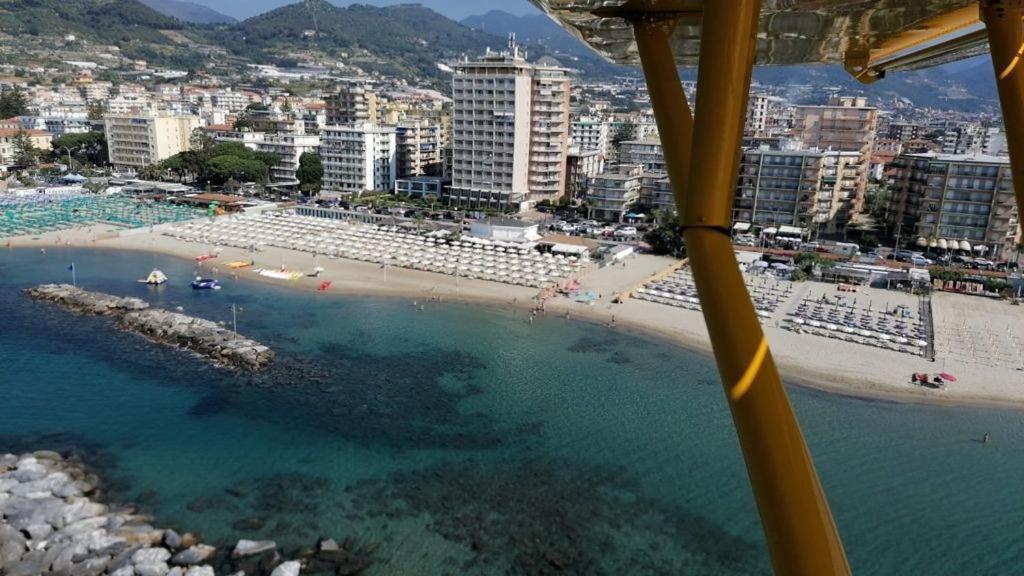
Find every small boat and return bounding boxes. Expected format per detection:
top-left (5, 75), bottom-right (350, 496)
top-left (226, 261), bottom-right (253, 269)
top-left (318, 281), bottom-right (332, 291)
top-left (191, 277), bottom-right (221, 290)
top-left (196, 254), bottom-right (218, 262)
top-left (138, 269), bottom-right (168, 285)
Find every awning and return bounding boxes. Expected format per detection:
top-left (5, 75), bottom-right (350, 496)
top-left (778, 225), bottom-right (804, 237)
top-left (958, 239), bottom-right (972, 251)
top-left (974, 244), bottom-right (989, 253)
top-left (762, 227), bottom-right (778, 235)
top-left (937, 238), bottom-right (948, 250)
top-left (733, 222), bottom-right (752, 232)
top-left (928, 238), bottom-right (938, 248)
top-left (916, 237), bottom-right (927, 247)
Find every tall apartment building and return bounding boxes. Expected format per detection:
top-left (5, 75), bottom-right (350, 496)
top-left (565, 147), bottom-right (603, 202)
top-left (617, 138), bottom-right (665, 171)
top-left (732, 148), bottom-right (863, 235)
top-left (570, 116), bottom-right (609, 157)
top-left (888, 152), bottom-right (1020, 259)
top-left (325, 84), bottom-right (378, 126)
top-left (395, 120), bottom-right (442, 178)
top-left (746, 93), bottom-right (787, 135)
top-left (448, 44), bottom-right (570, 210)
top-left (104, 111), bottom-right (199, 171)
top-left (586, 164), bottom-right (643, 222)
top-left (320, 124), bottom-right (396, 195)
top-left (792, 95), bottom-right (877, 226)
top-left (254, 133), bottom-right (320, 185)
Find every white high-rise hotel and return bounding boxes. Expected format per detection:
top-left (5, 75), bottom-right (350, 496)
top-left (448, 40), bottom-right (570, 211)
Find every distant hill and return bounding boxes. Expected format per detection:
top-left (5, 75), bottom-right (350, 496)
top-left (212, 1), bottom-right (500, 81)
top-left (138, 0), bottom-right (237, 24)
top-left (0, 0), bottom-right (209, 67)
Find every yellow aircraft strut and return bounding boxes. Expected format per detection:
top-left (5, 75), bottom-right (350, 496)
top-left (534, 0), bottom-right (1024, 574)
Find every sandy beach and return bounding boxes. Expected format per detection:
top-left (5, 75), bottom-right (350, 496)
top-left (8, 221), bottom-right (1024, 410)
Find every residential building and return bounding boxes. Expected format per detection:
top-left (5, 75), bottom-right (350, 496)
top-left (618, 138), bottom-right (664, 171)
top-left (570, 116), bottom-right (609, 157)
top-left (395, 120), bottom-right (442, 178)
top-left (731, 148), bottom-right (863, 236)
top-left (0, 128), bottom-right (53, 164)
top-left (321, 123), bottom-right (397, 195)
top-left (792, 96), bottom-right (877, 227)
top-left (888, 152), bottom-right (1020, 259)
top-left (565, 147), bottom-right (604, 202)
top-left (733, 149), bottom-right (821, 232)
top-left (103, 112), bottom-right (199, 171)
top-left (586, 164), bottom-right (643, 222)
top-left (448, 42), bottom-right (571, 210)
top-left (325, 84), bottom-right (378, 125)
top-left (640, 170), bottom-right (674, 214)
top-left (255, 133), bottom-right (320, 185)
top-left (886, 121), bottom-right (925, 142)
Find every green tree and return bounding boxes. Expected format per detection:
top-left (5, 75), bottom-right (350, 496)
top-left (0, 89), bottom-right (29, 118)
top-left (207, 155), bottom-right (268, 184)
top-left (296, 152), bottom-right (323, 196)
top-left (643, 222), bottom-right (686, 257)
top-left (12, 130), bottom-right (38, 166)
top-left (51, 132), bottom-right (108, 166)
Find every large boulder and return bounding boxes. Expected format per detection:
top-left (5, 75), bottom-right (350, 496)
top-left (171, 544), bottom-right (216, 566)
top-left (270, 560), bottom-right (301, 576)
top-left (232, 539), bottom-right (276, 558)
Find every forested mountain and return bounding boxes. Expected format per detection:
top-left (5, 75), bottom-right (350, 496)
top-left (210, 1), bottom-right (500, 80)
top-left (138, 0), bottom-right (237, 24)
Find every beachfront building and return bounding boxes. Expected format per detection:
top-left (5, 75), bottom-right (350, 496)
top-left (570, 116), bottom-right (609, 157)
top-left (395, 120), bottom-right (442, 178)
top-left (888, 152), bottom-right (1021, 260)
top-left (617, 138), bottom-right (665, 171)
top-left (395, 176), bottom-right (447, 199)
top-left (325, 84), bottom-right (379, 126)
top-left (254, 133), bottom-right (320, 185)
top-left (733, 149), bottom-right (820, 233)
top-left (320, 123), bottom-right (397, 195)
top-left (586, 164), bottom-right (643, 222)
top-left (732, 148), bottom-right (863, 236)
top-left (103, 111), bottom-right (200, 171)
top-left (447, 41), bottom-right (571, 211)
top-left (0, 128), bottom-right (53, 164)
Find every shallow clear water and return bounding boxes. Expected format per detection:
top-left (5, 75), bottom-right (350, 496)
top-left (1, 247), bottom-right (1022, 575)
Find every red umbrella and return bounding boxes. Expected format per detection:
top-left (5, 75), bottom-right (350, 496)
top-left (939, 372), bottom-right (957, 382)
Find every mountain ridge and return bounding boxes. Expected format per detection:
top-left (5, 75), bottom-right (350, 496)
top-left (138, 0), bottom-right (238, 24)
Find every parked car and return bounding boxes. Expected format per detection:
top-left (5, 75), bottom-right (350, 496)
top-left (910, 256), bottom-right (933, 267)
top-left (615, 226), bottom-right (638, 238)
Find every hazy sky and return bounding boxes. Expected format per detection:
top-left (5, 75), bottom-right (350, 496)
top-left (201, 0), bottom-right (540, 21)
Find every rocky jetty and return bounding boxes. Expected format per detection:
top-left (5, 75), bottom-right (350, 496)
top-left (0, 451), bottom-right (216, 576)
top-left (0, 451), bottom-right (380, 576)
top-left (25, 284), bottom-right (273, 371)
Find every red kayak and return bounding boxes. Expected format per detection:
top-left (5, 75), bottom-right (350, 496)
top-left (318, 281), bottom-right (332, 291)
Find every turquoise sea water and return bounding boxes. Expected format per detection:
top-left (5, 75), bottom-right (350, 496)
top-left (1, 247), bottom-right (1022, 575)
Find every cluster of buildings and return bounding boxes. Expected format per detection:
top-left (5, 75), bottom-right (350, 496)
top-left (1, 36), bottom-right (1020, 261)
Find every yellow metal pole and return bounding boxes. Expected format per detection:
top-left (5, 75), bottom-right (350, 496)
top-left (633, 1), bottom-right (851, 574)
top-left (982, 1), bottom-right (1024, 222)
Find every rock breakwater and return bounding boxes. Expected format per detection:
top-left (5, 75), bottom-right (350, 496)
top-left (0, 452), bottom-right (380, 575)
top-left (25, 284), bottom-right (273, 371)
